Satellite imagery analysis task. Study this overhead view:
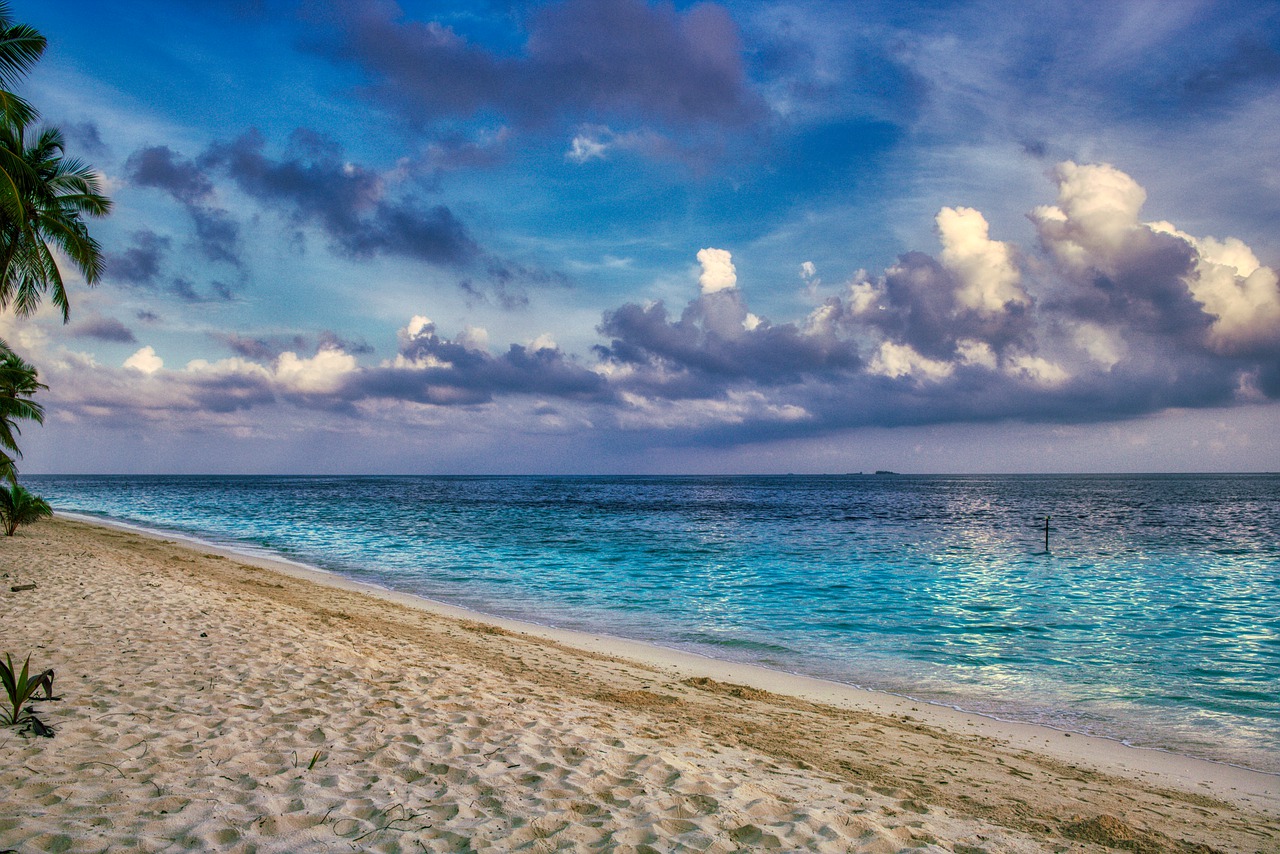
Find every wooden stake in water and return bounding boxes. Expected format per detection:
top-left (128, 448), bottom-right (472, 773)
top-left (1044, 515), bottom-right (1051, 552)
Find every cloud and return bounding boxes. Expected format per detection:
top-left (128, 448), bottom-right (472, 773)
top-left (70, 316), bottom-right (137, 344)
top-left (126, 145), bottom-right (214, 204)
top-left (853, 249), bottom-right (1032, 361)
top-left (361, 316), bottom-right (608, 406)
top-left (62, 120), bottom-right (107, 156)
top-left (124, 346), bottom-right (164, 374)
top-left (1181, 37), bottom-right (1280, 103)
top-left (105, 230), bottom-right (170, 287)
top-left (696, 247), bottom-right (737, 294)
top-left (211, 330), bottom-right (373, 362)
top-left (202, 129), bottom-right (478, 267)
top-left (275, 347), bottom-right (359, 395)
top-left (936, 206), bottom-right (1028, 314)
top-left (305, 0), bottom-right (765, 138)
top-left (1147, 222), bottom-right (1280, 353)
top-left (35, 161), bottom-right (1280, 449)
top-left (317, 330), bottom-right (374, 356)
top-left (124, 130), bottom-right (556, 304)
top-left (213, 332), bottom-right (309, 361)
top-left (566, 133), bottom-right (608, 163)
top-left (596, 259), bottom-right (862, 398)
top-left (165, 277), bottom-right (233, 303)
top-left (799, 260), bottom-right (822, 300)
top-left (1003, 354), bottom-right (1069, 387)
top-left (190, 207), bottom-right (243, 268)
top-left (590, 165), bottom-right (1279, 439)
top-left (1032, 161), bottom-right (1280, 353)
top-left (423, 127), bottom-right (512, 172)
top-left (124, 146), bottom-right (244, 268)
top-left (868, 341), bottom-right (953, 382)
top-left (563, 124), bottom-right (695, 164)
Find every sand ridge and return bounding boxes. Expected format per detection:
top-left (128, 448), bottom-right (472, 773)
top-left (1, 517), bottom-right (1277, 852)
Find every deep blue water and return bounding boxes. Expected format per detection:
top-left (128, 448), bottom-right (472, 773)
top-left (26, 473), bottom-right (1280, 772)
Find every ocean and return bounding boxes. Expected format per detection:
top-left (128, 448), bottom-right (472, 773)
top-left (25, 473), bottom-right (1280, 773)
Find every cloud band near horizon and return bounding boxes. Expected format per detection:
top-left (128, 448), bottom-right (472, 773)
top-left (22, 161), bottom-right (1279, 452)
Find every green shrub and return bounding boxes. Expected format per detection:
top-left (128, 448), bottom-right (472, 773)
top-left (0, 483), bottom-right (52, 535)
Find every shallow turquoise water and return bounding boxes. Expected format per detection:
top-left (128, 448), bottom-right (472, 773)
top-left (28, 473), bottom-right (1280, 772)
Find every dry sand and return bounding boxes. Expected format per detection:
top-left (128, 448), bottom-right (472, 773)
top-left (1, 516), bottom-right (1277, 853)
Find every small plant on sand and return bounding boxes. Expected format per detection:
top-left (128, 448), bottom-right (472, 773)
top-left (0, 482), bottom-right (51, 535)
top-left (0, 653), bottom-right (56, 736)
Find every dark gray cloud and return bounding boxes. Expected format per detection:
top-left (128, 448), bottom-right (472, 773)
top-left (126, 146), bottom-right (214, 204)
top-left (105, 230), bottom-right (170, 286)
top-left (192, 209), bottom-right (244, 268)
top-left (184, 372), bottom-right (279, 414)
top-left (1043, 228), bottom-right (1208, 343)
top-left (170, 277), bottom-right (201, 302)
top-left (202, 129), bottom-right (479, 267)
top-left (70, 316), bottom-right (137, 343)
top-left (124, 146), bottom-right (244, 268)
top-left (424, 130), bottom-right (512, 173)
top-left (317, 330), bottom-right (373, 355)
top-left (861, 253), bottom-right (1033, 360)
top-left (123, 130), bottom-right (556, 304)
top-left (170, 277), bottom-right (234, 303)
top-left (215, 332), bottom-right (280, 361)
top-left (213, 330), bottom-right (371, 360)
top-left (61, 120), bottom-right (108, 156)
top-left (305, 0), bottom-right (765, 130)
top-left (214, 332), bottom-right (291, 360)
top-left (596, 290), bottom-right (860, 399)
top-left (352, 319), bottom-right (607, 407)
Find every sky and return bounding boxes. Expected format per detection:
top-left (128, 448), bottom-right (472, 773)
top-left (8, 0), bottom-right (1280, 474)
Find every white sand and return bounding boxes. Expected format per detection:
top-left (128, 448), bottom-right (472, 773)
top-left (1, 517), bottom-right (1277, 853)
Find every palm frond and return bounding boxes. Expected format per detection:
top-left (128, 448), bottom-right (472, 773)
top-left (0, 23), bottom-right (45, 88)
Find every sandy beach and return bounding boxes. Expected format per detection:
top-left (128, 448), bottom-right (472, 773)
top-left (1, 517), bottom-right (1276, 853)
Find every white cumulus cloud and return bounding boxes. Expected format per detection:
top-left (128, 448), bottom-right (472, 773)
top-left (696, 247), bottom-right (737, 294)
top-left (1031, 161), bottom-right (1149, 274)
top-left (1148, 221), bottom-right (1280, 352)
top-left (936, 206), bottom-right (1028, 313)
top-left (1004, 354), bottom-right (1070, 386)
top-left (275, 348), bottom-right (358, 394)
top-left (124, 346), bottom-right (163, 374)
top-left (869, 341), bottom-right (954, 381)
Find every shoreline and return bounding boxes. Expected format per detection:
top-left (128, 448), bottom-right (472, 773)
top-left (58, 510), bottom-right (1280, 792)
top-left (2, 516), bottom-right (1277, 852)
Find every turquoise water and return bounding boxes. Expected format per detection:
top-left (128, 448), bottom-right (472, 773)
top-left (27, 474), bottom-right (1280, 772)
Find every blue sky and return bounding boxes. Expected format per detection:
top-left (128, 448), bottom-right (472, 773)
top-left (9, 0), bottom-right (1280, 473)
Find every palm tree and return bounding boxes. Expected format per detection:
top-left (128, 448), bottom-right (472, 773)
top-left (0, 2), bottom-right (43, 131)
top-left (0, 343), bottom-right (44, 483)
top-left (0, 3), bottom-right (46, 229)
top-left (0, 481), bottom-right (51, 535)
top-left (0, 123), bottom-right (111, 321)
